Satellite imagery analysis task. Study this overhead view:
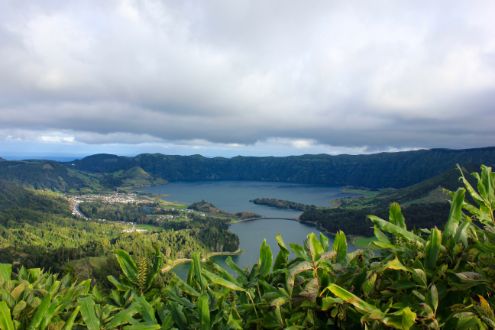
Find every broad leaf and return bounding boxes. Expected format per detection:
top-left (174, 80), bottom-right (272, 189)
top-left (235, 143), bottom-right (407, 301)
top-left (78, 296), bottom-right (101, 330)
top-left (258, 239), bottom-right (273, 277)
top-left (197, 294), bottom-right (210, 330)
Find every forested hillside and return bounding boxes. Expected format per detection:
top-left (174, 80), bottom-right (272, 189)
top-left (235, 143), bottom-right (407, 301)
top-left (0, 182), bottom-right (238, 278)
top-left (0, 160), bottom-right (162, 192)
top-left (0, 160), bottom-right (102, 192)
top-left (73, 147), bottom-right (495, 188)
top-left (300, 166), bottom-right (472, 235)
top-left (1, 147), bottom-right (495, 191)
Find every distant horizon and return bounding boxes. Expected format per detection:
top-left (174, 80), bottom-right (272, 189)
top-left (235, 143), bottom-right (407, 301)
top-left (3, 145), bottom-right (495, 162)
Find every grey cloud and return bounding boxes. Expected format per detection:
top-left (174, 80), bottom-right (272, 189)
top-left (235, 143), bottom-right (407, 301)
top-left (0, 0), bottom-right (494, 153)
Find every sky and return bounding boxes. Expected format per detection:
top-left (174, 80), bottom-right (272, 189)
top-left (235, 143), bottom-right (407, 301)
top-left (0, 0), bottom-right (494, 159)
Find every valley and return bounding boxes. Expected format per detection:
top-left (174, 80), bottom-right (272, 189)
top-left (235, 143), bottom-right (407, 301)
top-left (1, 149), bottom-right (494, 329)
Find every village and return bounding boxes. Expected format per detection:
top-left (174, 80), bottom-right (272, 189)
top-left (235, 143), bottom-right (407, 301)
top-left (66, 192), bottom-right (206, 233)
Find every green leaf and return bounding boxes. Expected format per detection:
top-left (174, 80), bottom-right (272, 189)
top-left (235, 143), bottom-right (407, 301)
top-left (62, 306), bottom-right (80, 330)
top-left (389, 202), bottom-right (406, 229)
top-left (123, 324), bottom-right (161, 330)
top-left (332, 231), bottom-right (347, 263)
top-left (306, 232), bottom-right (324, 261)
top-left (427, 284), bottom-right (438, 313)
top-left (374, 226), bottom-right (391, 244)
top-left (146, 250), bottom-right (163, 290)
top-left (197, 294), bottom-right (210, 330)
top-left (382, 257), bottom-right (409, 272)
top-left (455, 271), bottom-right (486, 283)
top-left (289, 243), bottom-right (308, 260)
top-left (458, 165), bottom-right (484, 204)
top-left (78, 296), bottom-right (101, 330)
top-left (273, 234), bottom-right (290, 270)
top-left (202, 269), bottom-right (245, 292)
top-left (0, 301), bottom-right (15, 330)
top-left (12, 301), bottom-right (27, 319)
top-left (320, 233), bottom-right (330, 251)
top-left (454, 312), bottom-right (485, 329)
top-left (191, 253), bottom-right (207, 289)
top-left (325, 283), bottom-right (384, 318)
top-left (454, 220), bottom-right (470, 247)
top-left (227, 312), bottom-right (243, 330)
top-left (174, 278), bottom-right (200, 297)
top-left (107, 275), bottom-right (129, 291)
top-left (287, 261), bottom-right (312, 293)
top-left (0, 264), bottom-right (12, 285)
top-left (382, 307), bottom-right (417, 330)
top-left (135, 296), bottom-right (157, 324)
top-left (225, 257), bottom-right (248, 280)
top-left (10, 282), bottom-right (28, 300)
top-left (114, 249), bottom-right (139, 284)
top-left (362, 273), bottom-right (377, 296)
top-left (258, 239), bottom-right (273, 277)
top-left (411, 269), bottom-right (427, 287)
top-left (106, 304), bottom-right (140, 329)
top-left (368, 215), bottom-right (424, 245)
top-left (443, 188), bottom-right (466, 239)
top-left (425, 227), bottom-right (442, 270)
top-left (27, 294), bottom-right (51, 330)
top-left (480, 165), bottom-right (494, 205)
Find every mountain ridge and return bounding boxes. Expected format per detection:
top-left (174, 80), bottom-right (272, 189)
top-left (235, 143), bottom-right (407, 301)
top-left (1, 147), bottom-right (494, 191)
top-left (72, 146), bottom-right (495, 188)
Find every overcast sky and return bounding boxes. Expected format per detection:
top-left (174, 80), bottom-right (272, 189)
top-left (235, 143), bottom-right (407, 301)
top-left (1, 0), bottom-right (494, 159)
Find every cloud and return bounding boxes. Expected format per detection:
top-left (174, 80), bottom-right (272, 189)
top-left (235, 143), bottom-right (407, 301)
top-left (0, 0), bottom-right (494, 156)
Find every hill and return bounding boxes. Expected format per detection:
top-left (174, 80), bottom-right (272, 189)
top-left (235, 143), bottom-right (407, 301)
top-left (299, 166), bottom-right (476, 235)
top-left (72, 147), bottom-right (495, 188)
top-left (0, 160), bottom-right (163, 192)
top-left (99, 166), bottom-right (167, 189)
top-left (1, 147), bottom-right (494, 192)
top-left (0, 180), bottom-right (71, 225)
top-left (0, 181), bottom-right (239, 274)
top-left (0, 160), bottom-right (103, 192)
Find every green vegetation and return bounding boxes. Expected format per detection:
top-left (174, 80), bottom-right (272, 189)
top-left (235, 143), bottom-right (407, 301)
top-left (187, 200), bottom-right (233, 218)
top-left (299, 167), bottom-right (473, 236)
top-left (1, 148), bottom-right (495, 195)
top-left (0, 161), bottom-right (103, 192)
top-left (98, 166), bottom-right (167, 190)
top-left (250, 197), bottom-right (310, 211)
top-left (350, 236), bottom-right (376, 248)
top-left (1, 165), bottom-right (494, 329)
top-left (189, 200), bottom-right (261, 220)
top-left (73, 147), bottom-right (495, 188)
top-left (78, 198), bottom-right (239, 252)
top-left (0, 182), bottom-right (238, 279)
top-left (0, 161), bottom-right (161, 192)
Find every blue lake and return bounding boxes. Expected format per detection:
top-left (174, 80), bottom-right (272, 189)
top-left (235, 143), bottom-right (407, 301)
top-left (144, 181), bottom-right (354, 218)
top-left (143, 181), bottom-right (356, 274)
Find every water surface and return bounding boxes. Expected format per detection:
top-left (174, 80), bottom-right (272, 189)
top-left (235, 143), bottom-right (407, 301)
top-left (173, 218), bottom-right (327, 276)
top-left (146, 181), bottom-right (357, 276)
top-left (144, 181), bottom-right (354, 218)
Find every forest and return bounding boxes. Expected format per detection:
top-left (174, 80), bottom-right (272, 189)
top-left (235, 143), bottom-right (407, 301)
top-left (0, 181), bottom-right (238, 281)
top-left (299, 166), bottom-right (473, 236)
top-left (0, 165), bottom-right (494, 329)
top-left (1, 147), bottom-right (495, 193)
